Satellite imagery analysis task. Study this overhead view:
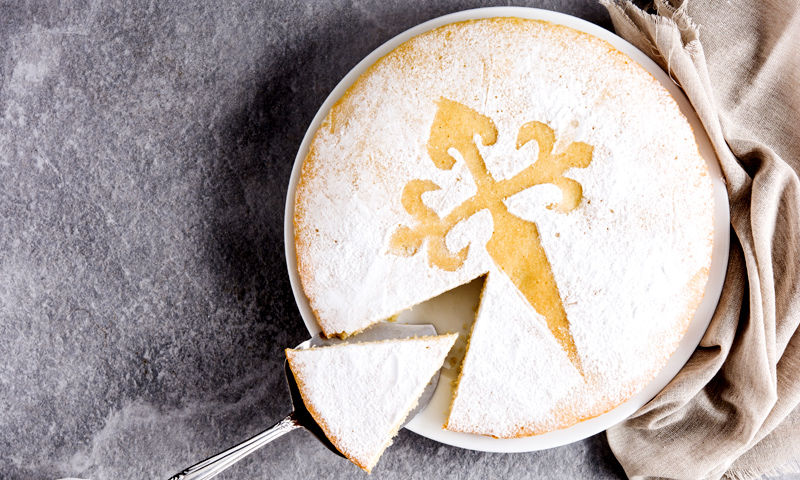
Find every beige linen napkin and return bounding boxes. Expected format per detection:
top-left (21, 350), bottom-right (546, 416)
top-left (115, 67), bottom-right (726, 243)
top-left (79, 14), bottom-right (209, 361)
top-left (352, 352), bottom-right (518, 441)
top-left (599, 1), bottom-right (800, 479)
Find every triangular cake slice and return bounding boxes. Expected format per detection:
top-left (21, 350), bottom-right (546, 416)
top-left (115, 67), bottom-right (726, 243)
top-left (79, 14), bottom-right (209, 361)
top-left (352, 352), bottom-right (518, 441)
top-left (285, 334), bottom-right (457, 472)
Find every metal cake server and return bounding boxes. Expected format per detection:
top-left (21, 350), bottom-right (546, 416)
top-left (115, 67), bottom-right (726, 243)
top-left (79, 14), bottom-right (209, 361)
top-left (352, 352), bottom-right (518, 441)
top-left (167, 323), bottom-right (440, 480)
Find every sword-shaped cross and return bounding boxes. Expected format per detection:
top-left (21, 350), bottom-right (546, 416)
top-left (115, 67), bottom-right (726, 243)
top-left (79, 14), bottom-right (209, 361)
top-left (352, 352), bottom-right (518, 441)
top-left (389, 98), bottom-right (593, 373)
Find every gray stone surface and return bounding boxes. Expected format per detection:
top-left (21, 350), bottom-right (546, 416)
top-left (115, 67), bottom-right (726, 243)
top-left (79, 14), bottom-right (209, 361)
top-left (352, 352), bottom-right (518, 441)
top-left (0, 1), bottom-right (784, 480)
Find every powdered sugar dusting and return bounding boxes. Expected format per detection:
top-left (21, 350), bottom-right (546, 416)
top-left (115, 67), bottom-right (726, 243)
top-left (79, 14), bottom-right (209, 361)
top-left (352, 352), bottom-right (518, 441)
top-left (286, 334), bottom-right (457, 471)
top-left (421, 148), bottom-right (479, 217)
top-left (445, 209), bottom-right (493, 255)
top-left (447, 272), bottom-right (584, 436)
top-left (294, 18), bottom-right (714, 435)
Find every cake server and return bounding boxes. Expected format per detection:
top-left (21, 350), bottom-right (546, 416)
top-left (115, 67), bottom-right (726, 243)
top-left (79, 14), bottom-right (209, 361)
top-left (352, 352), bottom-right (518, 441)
top-left (167, 322), bottom-right (440, 480)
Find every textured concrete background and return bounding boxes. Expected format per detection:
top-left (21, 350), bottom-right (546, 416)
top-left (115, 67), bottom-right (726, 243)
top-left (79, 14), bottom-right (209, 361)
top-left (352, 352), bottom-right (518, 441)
top-left (0, 1), bottom-right (790, 479)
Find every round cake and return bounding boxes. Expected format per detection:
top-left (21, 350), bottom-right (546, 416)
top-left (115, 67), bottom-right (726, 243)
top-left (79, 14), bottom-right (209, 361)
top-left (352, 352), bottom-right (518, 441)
top-left (293, 18), bottom-right (714, 437)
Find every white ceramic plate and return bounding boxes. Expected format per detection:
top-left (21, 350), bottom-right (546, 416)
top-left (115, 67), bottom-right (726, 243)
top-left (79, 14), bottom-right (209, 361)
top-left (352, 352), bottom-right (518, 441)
top-left (283, 6), bottom-right (730, 452)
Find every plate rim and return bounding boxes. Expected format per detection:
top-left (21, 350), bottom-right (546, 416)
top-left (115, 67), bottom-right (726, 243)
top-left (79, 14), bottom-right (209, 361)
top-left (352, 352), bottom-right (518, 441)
top-left (283, 6), bottom-right (730, 452)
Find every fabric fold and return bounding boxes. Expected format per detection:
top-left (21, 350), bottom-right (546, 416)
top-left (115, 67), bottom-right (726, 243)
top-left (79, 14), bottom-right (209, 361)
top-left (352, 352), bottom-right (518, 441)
top-left (600, 1), bottom-right (800, 479)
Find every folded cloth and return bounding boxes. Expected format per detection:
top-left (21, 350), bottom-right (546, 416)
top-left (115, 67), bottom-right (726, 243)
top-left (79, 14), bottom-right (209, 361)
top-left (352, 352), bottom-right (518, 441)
top-left (600, 1), bottom-right (800, 479)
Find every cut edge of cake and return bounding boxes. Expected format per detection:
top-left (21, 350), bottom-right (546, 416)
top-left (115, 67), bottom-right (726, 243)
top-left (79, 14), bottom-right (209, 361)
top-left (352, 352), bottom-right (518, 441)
top-left (443, 275), bottom-right (488, 433)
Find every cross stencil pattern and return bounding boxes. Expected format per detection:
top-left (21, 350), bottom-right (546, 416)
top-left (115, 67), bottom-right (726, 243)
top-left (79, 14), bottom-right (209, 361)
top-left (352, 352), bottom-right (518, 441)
top-left (389, 98), bottom-right (594, 372)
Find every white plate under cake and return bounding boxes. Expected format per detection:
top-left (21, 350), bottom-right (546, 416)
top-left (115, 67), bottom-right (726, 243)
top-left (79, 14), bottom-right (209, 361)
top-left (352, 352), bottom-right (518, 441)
top-left (293, 17), bottom-right (714, 437)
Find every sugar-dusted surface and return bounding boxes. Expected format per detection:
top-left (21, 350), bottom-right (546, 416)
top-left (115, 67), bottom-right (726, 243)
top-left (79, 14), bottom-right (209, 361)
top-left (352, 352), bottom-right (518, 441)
top-left (446, 273), bottom-right (584, 437)
top-left (295, 18), bottom-right (713, 436)
top-left (286, 334), bottom-right (457, 472)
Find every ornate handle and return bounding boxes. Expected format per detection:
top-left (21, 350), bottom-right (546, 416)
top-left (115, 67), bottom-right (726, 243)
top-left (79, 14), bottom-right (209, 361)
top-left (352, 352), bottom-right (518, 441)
top-left (168, 413), bottom-right (301, 480)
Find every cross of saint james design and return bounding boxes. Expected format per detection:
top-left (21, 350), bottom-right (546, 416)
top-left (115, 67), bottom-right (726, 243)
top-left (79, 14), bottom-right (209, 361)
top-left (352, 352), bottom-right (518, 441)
top-left (389, 98), bottom-right (594, 372)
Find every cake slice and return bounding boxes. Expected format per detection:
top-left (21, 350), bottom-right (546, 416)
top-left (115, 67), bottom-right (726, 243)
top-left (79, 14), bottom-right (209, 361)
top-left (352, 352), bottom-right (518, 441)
top-left (285, 333), bottom-right (457, 472)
